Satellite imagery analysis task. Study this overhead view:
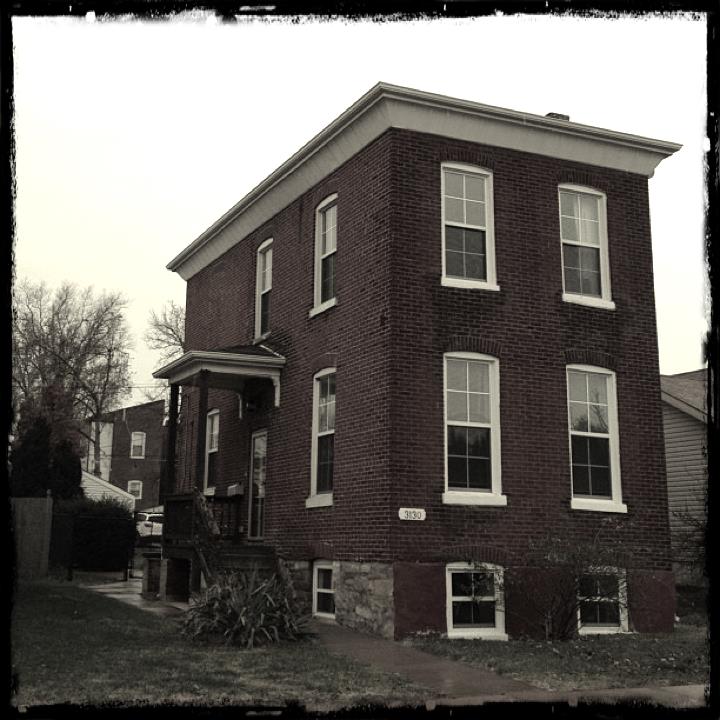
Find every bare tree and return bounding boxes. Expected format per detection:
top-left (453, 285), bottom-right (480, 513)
top-left (12, 279), bottom-right (133, 475)
top-left (144, 300), bottom-right (186, 363)
top-left (141, 300), bottom-right (186, 403)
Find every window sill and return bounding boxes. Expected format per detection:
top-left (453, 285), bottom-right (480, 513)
top-left (309, 298), bottom-right (337, 318)
top-left (443, 491), bottom-right (507, 506)
top-left (447, 628), bottom-right (508, 640)
top-left (562, 293), bottom-right (616, 310)
top-left (442, 277), bottom-right (500, 292)
top-left (578, 625), bottom-right (630, 636)
top-left (313, 613), bottom-right (336, 621)
top-left (571, 498), bottom-right (627, 514)
top-left (305, 492), bottom-right (333, 508)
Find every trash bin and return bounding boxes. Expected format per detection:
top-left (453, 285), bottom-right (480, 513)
top-left (141, 551), bottom-right (162, 599)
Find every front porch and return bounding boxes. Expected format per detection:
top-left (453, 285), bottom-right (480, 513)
top-left (153, 345), bottom-right (286, 599)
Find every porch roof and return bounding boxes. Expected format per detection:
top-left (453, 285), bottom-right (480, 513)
top-left (152, 345), bottom-right (286, 406)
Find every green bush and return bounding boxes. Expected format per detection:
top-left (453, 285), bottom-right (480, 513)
top-left (55, 497), bottom-right (135, 571)
top-left (182, 567), bottom-right (309, 649)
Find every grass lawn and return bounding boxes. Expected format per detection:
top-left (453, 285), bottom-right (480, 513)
top-left (409, 624), bottom-right (709, 692)
top-left (11, 580), bottom-right (427, 709)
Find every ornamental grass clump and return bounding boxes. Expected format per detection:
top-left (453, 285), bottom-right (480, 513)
top-left (181, 567), bottom-right (309, 649)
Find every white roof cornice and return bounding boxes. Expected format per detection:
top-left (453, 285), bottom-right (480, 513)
top-left (168, 82), bottom-right (682, 281)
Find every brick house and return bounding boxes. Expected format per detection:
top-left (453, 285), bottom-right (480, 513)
top-left (84, 400), bottom-right (167, 511)
top-left (154, 83), bottom-right (680, 639)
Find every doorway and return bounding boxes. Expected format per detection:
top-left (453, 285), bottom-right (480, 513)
top-left (248, 429), bottom-right (267, 540)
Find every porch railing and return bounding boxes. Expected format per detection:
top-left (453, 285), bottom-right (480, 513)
top-left (164, 492), bottom-right (244, 547)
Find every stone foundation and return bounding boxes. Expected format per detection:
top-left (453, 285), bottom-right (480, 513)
top-left (279, 558), bottom-right (313, 615)
top-left (335, 561), bottom-right (394, 639)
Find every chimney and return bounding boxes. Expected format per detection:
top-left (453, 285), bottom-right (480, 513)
top-left (546, 112), bottom-right (570, 121)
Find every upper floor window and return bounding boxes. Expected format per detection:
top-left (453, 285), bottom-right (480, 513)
top-left (310, 194), bottom-right (337, 317)
top-left (306, 368), bottom-right (335, 508)
top-left (559, 186), bottom-right (614, 309)
top-left (441, 163), bottom-right (498, 291)
top-left (443, 353), bottom-right (506, 506)
top-left (446, 562), bottom-right (507, 640)
top-left (130, 431), bottom-right (146, 459)
top-left (204, 409), bottom-right (219, 494)
top-left (255, 238), bottom-right (273, 338)
top-left (127, 480), bottom-right (143, 499)
top-left (567, 366), bottom-right (625, 513)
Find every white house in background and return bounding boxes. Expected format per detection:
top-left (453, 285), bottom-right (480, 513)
top-left (660, 369), bottom-right (707, 585)
top-left (82, 422), bottom-right (113, 479)
top-left (80, 470), bottom-right (135, 510)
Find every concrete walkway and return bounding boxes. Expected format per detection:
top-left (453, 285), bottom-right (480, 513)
top-left (79, 577), bottom-right (188, 618)
top-left (310, 619), bottom-right (535, 699)
top-left (79, 579), bottom-right (708, 709)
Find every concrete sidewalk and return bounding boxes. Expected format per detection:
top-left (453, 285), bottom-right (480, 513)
top-left (79, 580), bottom-right (707, 710)
top-left (310, 619), bottom-right (535, 699)
top-left (80, 577), bottom-right (188, 618)
top-left (310, 620), bottom-right (708, 710)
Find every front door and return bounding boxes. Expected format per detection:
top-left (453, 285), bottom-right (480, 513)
top-left (248, 429), bottom-right (267, 540)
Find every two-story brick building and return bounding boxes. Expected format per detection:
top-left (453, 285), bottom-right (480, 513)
top-left (84, 400), bottom-right (167, 511)
top-left (154, 83), bottom-right (680, 639)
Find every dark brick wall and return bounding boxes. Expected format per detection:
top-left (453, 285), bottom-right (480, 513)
top-left (107, 400), bottom-right (165, 510)
top-left (179, 130), bottom-right (395, 560)
top-left (386, 129), bottom-right (672, 575)
top-left (176, 126), bottom-right (674, 631)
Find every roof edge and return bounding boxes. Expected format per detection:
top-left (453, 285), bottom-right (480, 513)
top-left (167, 82), bottom-right (682, 277)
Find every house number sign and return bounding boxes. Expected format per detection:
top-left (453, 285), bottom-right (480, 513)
top-left (398, 508), bottom-right (426, 521)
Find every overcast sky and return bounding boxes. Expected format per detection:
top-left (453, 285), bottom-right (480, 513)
top-left (12, 12), bottom-right (708, 406)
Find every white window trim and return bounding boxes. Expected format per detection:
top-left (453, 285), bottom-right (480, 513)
top-left (204, 408), bottom-right (219, 496)
top-left (559, 184), bottom-right (614, 310)
top-left (446, 562), bottom-right (508, 640)
top-left (130, 431), bottom-right (146, 459)
top-left (127, 480), bottom-right (143, 499)
top-left (310, 194), bottom-right (338, 316)
top-left (254, 237), bottom-right (273, 341)
top-left (248, 428), bottom-right (267, 540)
top-left (442, 352), bottom-right (506, 506)
top-left (312, 560), bottom-right (336, 619)
top-left (577, 567), bottom-right (630, 635)
top-left (306, 367), bottom-right (335, 508)
top-left (441, 162), bottom-right (499, 292)
top-left (566, 365), bottom-right (626, 514)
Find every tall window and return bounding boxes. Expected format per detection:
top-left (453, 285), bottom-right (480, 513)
top-left (204, 409), bottom-right (219, 493)
top-left (130, 431), bottom-right (146, 459)
top-left (306, 368), bottom-right (336, 508)
top-left (443, 353), bottom-right (505, 506)
top-left (446, 563), bottom-right (507, 639)
top-left (578, 570), bottom-right (628, 634)
top-left (311, 194), bottom-right (338, 316)
top-left (313, 561), bottom-right (335, 618)
top-left (567, 366), bottom-right (625, 513)
top-left (559, 185), bottom-right (613, 308)
top-left (441, 163), bottom-right (498, 291)
top-left (255, 238), bottom-right (273, 338)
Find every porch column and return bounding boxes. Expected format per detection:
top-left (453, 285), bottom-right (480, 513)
top-left (163, 383), bottom-right (179, 499)
top-left (194, 370), bottom-right (209, 491)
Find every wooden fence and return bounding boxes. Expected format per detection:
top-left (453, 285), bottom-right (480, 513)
top-left (12, 493), bottom-right (53, 580)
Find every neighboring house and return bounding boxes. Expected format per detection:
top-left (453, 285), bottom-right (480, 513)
top-left (154, 83), bottom-right (680, 640)
top-left (84, 400), bottom-right (167, 511)
top-left (80, 470), bottom-right (136, 511)
top-left (660, 369), bottom-right (707, 585)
